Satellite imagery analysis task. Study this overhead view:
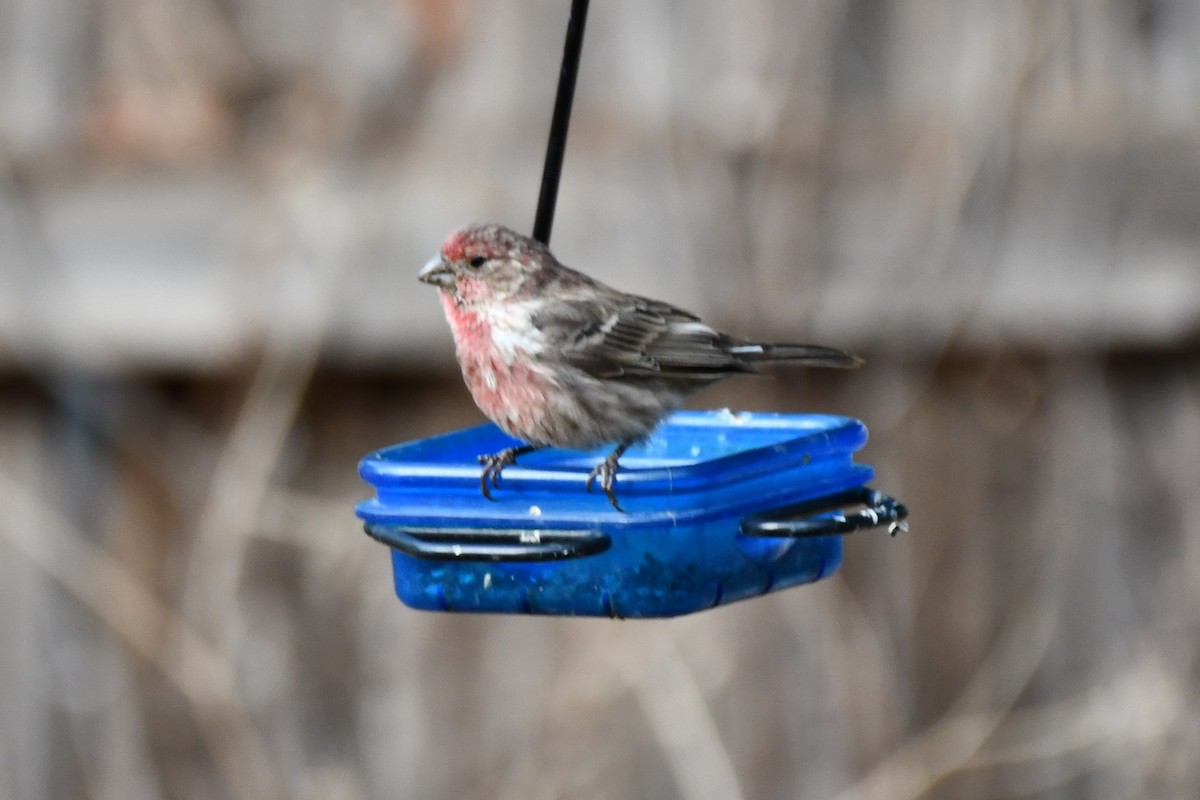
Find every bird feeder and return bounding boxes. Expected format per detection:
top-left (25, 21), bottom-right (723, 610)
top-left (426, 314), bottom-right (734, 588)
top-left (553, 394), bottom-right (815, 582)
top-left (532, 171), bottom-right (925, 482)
top-left (358, 411), bottom-right (904, 617)
top-left (356, 1), bottom-right (907, 617)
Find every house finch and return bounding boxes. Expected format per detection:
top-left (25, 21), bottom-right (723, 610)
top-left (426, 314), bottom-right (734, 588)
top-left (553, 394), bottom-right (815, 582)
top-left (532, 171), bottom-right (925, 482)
top-left (419, 222), bottom-right (861, 510)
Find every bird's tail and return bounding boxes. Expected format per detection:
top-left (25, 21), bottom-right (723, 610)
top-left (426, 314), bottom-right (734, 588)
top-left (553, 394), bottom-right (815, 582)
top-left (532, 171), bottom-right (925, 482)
top-left (728, 343), bottom-right (864, 369)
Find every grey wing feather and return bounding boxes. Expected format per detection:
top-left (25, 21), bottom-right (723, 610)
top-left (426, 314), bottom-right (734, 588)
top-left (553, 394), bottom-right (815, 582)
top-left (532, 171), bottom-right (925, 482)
top-left (533, 295), bottom-right (748, 380)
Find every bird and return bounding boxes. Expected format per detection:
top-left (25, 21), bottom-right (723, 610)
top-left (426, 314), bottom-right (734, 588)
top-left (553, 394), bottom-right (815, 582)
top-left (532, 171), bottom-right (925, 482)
top-left (418, 222), bottom-right (861, 509)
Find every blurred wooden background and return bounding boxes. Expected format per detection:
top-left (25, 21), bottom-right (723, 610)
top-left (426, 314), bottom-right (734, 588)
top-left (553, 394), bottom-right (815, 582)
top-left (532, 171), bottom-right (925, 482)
top-left (1, 1), bottom-right (1199, 798)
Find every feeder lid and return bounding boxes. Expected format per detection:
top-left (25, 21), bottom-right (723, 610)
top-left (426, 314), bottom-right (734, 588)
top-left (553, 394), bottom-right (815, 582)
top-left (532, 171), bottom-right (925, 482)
top-left (357, 410), bottom-right (874, 527)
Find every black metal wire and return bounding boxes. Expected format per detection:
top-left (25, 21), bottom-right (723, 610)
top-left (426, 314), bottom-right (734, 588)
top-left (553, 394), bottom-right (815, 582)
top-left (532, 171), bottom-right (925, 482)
top-left (740, 487), bottom-right (910, 538)
top-left (532, 0), bottom-right (591, 245)
top-left (365, 523), bottom-right (611, 562)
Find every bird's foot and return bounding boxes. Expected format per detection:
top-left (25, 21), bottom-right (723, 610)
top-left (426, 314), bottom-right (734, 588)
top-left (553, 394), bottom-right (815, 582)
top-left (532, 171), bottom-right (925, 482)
top-left (477, 445), bottom-right (537, 500)
top-left (586, 443), bottom-right (631, 511)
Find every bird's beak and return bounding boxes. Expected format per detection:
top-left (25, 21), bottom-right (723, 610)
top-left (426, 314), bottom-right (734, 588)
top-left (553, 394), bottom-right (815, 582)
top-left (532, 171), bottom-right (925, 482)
top-left (418, 256), bottom-right (454, 287)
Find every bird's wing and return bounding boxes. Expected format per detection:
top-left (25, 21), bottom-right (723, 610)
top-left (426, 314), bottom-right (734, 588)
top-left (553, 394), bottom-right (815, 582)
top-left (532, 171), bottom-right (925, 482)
top-left (532, 294), bottom-right (749, 380)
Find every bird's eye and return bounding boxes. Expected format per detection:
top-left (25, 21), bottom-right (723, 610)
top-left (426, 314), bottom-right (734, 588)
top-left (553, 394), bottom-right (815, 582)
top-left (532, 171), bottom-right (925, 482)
top-left (468, 255), bottom-right (487, 269)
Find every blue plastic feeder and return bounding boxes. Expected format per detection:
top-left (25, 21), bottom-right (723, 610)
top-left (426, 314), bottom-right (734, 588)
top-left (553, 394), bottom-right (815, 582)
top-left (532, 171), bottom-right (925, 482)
top-left (356, 410), bottom-right (906, 618)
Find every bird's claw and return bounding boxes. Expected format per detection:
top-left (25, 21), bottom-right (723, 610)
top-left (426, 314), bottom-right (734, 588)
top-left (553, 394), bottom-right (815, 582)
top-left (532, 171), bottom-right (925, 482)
top-left (477, 445), bottom-right (535, 501)
top-left (478, 454), bottom-right (501, 500)
top-left (586, 446), bottom-right (628, 512)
